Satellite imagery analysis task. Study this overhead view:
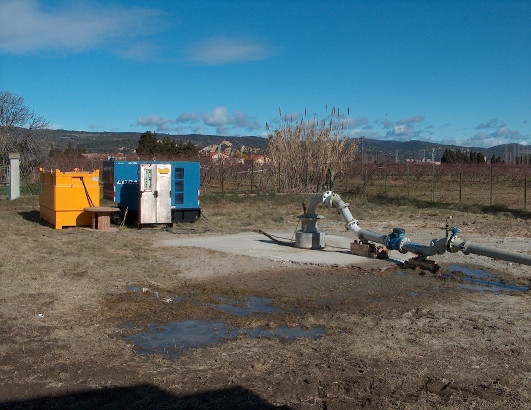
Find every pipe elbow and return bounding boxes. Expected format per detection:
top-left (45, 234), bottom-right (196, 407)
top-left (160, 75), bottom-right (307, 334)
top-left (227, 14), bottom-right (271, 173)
top-left (345, 219), bottom-right (360, 234)
top-left (322, 191), bottom-right (335, 207)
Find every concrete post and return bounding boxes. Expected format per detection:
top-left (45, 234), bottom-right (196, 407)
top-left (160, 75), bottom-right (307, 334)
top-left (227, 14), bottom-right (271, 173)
top-left (9, 153), bottom-right (20, 200)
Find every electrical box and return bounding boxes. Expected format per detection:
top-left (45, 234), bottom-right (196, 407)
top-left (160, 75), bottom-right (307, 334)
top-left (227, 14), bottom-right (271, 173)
top-left (138, 163), bottom-right (172, 226)
top-left (102, 160), bottom-right (200, 222)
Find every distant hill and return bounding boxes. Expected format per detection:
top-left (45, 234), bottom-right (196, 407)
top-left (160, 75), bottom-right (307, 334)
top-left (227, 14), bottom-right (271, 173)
top-left (15, 128), bottom-right (268, 154)
top-left (359, 139), bottom-right (530, 163)
top-left (11, 127), bottom-right (530, 162)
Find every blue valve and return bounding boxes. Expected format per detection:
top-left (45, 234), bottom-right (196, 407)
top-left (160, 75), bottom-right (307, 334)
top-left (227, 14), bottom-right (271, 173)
top-left (386, 227), bottom-right (406, 251)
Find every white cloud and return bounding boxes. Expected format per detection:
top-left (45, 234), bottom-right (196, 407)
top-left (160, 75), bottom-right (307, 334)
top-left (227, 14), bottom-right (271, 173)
top-left (0, 0), bottom-right (162, 55)
top-left (134, 107), bottom-right (260, 134)
top-left (204, 107), bottom-right (229, 127)
top-left (491, 127), bottom-right (522, 140)
top-left (476, 118), bottom-right (506, 129)
top-left (231, 111), bottom-right (260, 130)
top-left (134, 115), bottom-right (175, 131)
top-left (462, 132), bottom-right (499, 147)
top-left (371, 115), bottom-right (426, 140)
top-left (391, 124), bottom-right (414, 136)
top-left (179, 106), bottom-right (260, 132)
top-left (186, 36), bottom-right (275, 65)
top-left (176, 112), bottom-right (202, 123)
top-left (461, 127), bottom-right (528, 148)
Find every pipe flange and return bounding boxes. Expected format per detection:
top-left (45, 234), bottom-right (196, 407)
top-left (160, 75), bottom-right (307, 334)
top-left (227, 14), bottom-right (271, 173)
top-left (398, 236), bottom-right (410, 254)
top-left (345, 219), bottom-right (359, 230)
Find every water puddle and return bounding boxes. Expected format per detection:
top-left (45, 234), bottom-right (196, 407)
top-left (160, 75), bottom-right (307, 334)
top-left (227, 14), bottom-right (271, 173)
top-left (123, 290), bottom-right (320, 357)
top-left (126, 288), bottom-right (279, 314)
top-left (126, 320), bottom-right (236, 359)
top-left (127, 320), bottom-right (326, 358)
top-left (206, 296), bottom-right (281, 316)
top-left (448, 265), bottom-right (528, 293)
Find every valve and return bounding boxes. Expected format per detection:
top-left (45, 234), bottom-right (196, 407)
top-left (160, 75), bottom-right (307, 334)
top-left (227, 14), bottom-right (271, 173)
top-left (386, 227), bottom-right (408, 253)
top-left (447, 226), bottom-right (460, 252)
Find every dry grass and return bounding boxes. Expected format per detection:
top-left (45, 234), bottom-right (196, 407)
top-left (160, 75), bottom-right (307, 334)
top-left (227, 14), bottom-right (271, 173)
top-left (0, 190), bottom-right (529, 302)
top-left (0, 191), bottom-right (530, 408)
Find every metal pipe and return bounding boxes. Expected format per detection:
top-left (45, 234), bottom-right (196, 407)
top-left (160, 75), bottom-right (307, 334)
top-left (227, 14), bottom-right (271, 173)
top-left (305, 193), bottom-right (324, 216)
top-left (357, 229), bottom-right (388, 245)
top-left (401, 237), bottom-right (447, 257)
top-left (323, 191), bottom-right (531, 266)
top-left (451, 238), bottom-right (531, 266)
top-left (323, 191), bottom-right (388, 244)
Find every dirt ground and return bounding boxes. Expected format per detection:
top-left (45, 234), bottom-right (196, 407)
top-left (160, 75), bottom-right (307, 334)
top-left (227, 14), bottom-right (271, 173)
top-left (0, 196), bottom-right (530, 409)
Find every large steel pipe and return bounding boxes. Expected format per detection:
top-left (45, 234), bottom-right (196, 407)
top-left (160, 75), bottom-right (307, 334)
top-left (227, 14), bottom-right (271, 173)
top-left (401, 238), bottom-right (448, 257)
top-left (324, 190), bottom-right (531, 266)
top-left (357, 229), bottom-right (388, 245)
top-left (452, 239), bottom-right (531, 266)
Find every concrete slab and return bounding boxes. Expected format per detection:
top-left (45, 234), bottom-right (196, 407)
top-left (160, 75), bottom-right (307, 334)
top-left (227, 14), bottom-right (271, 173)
top-left (159, 231), bottom-right (392, 268)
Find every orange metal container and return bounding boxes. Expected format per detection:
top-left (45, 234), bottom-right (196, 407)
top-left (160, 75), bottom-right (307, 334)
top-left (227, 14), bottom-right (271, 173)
top-left (39, 168), bottom-right (100, 229)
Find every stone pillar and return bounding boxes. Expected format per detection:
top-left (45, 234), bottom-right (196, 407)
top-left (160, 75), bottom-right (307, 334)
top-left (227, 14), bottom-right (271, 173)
top-left (9, 153), bottom-right (20, 200)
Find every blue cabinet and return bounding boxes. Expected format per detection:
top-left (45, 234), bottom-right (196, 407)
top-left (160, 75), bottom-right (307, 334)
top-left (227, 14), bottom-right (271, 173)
top-left (103, 160), bottom-right (201, 222)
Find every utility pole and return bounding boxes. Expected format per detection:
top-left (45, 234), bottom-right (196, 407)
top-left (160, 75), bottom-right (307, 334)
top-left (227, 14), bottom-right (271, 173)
top-left (9, 153), bottom-right (20, 200)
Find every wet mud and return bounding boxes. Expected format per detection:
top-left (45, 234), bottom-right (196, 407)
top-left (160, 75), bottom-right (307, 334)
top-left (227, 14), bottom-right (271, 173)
top-left (1, 240), bottom-right (530, 409)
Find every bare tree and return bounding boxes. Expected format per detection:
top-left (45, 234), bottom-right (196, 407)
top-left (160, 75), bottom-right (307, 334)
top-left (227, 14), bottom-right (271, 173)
top-left (0, 90), bottom-right (49, 176)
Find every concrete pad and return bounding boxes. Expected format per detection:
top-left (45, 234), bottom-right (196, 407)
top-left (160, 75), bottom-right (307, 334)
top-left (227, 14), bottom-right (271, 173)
top-left (159, 231), bottom-right (392, 268)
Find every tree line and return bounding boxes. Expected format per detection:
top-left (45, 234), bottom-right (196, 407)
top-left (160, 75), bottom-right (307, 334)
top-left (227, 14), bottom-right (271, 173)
top-left (136, 131), bottom-right (198, 159)
top-left (440, 148), bottom-right (505, 164)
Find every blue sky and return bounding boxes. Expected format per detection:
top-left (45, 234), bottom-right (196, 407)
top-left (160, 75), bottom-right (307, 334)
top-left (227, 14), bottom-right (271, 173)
top-left (1, 0), bottom-right (529, 148)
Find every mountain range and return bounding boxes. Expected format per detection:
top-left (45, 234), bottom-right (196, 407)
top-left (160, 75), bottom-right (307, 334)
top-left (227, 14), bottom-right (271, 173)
top-left (14, 128), bottom-right (530, 163)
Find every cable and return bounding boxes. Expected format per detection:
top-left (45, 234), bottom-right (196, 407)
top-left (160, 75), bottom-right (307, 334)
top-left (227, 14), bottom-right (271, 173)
top-left (80, 177), bottom-right (95, 207)
top-left (257, 230), bottom-right (296, 247)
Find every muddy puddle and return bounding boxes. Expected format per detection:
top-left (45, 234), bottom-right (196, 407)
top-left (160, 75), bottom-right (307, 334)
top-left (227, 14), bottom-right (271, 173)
top-left (127, 320), bottom-right (326, 358)
top-left (394, 265), bottom-right (528, 294)
top-left (206, 296), bottom-right (282, 316)
top-left (123, 291), bottom-right (325, 358)
top-left (123, 263), bottom-right (527, 358)
top-left (447, 265), bottom-right (528, 293)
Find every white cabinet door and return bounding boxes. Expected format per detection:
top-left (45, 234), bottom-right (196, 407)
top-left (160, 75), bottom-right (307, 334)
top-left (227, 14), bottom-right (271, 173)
top-left (139, 164), bottom-right (171, 224)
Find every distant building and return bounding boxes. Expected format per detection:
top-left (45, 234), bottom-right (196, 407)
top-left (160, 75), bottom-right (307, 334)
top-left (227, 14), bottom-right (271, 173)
top-left (204, 151), bottom-right (229, 162)
top-left (251, 154), bottom-right (271, 165)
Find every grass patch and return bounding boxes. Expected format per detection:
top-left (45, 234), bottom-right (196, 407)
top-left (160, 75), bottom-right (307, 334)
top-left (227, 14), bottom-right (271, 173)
top-left (369, 194), bottom-right (530, 219)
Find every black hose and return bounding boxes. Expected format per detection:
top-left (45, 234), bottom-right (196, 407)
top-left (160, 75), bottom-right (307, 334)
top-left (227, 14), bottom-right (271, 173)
top-left (257, 230), bottom-right (296, 247)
